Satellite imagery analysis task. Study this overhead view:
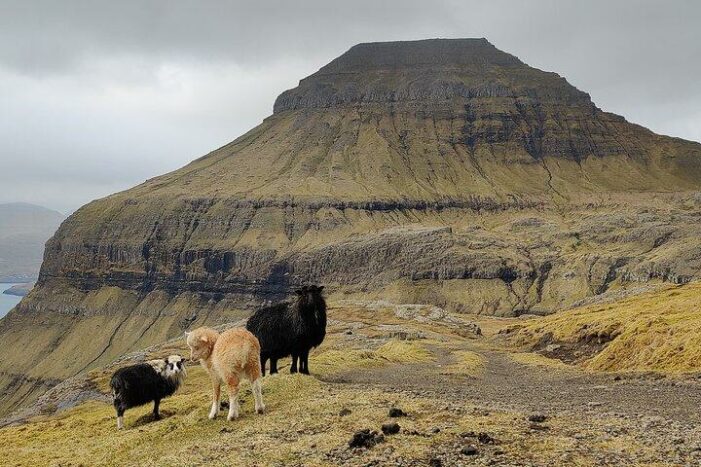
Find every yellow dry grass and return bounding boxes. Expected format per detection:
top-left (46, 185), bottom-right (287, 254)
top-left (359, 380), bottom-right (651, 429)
top-left (313, 339), bottom-right (434, 377)
top-left (0, 366), bottom-right (652, 467)
top-left (502, 282), bottom-right (701, 372)
top-left (508, 352), bottom-right (577, 371)
top-left (442, 350), bottom-right (486, 376)
top-left (0, 298), bottom-right (685, 466)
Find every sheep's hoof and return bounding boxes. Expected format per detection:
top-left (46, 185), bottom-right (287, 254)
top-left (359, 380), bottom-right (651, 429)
top-left (227, 414), bottom-right (239, 421)
top-left (208, 412), bottom-right (217, 420)
top-left (256, 406), bottom-right (266, 415)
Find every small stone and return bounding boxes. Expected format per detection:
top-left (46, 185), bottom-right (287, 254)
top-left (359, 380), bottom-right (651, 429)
top-left (339, 408), bottom-right (352, 417)
top-left (432, 427), bottom-right (441, 434)
top-left (345, 330), bottom-right (353, 335)
top-left (428, 458), bottom-right (442, 467)
top-left (478, 432), bottom-right (495, 444)
top-left (528, 414), bottom-right (547, 423)
top-left (461, 445), bottom-right (479, 456)
top-left (613, 375), bottom-right (622, 381)
top-left (460, 431), bottom-right (477, 438)
top-left (381, 422), bottom-right (400, 435)
top-left (389, 407), bottom-right (407, 417)
top-left (219, 427), bottom-right (233, 434)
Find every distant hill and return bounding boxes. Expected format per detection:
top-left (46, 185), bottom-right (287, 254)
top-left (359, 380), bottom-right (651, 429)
top-left (0, 203), bottom-right (65, 282)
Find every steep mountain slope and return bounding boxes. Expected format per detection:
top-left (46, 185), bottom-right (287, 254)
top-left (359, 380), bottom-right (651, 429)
top-left (0, 203), bottom-right (64, 282)
top-left (1, 38), bottom-right (700, 416)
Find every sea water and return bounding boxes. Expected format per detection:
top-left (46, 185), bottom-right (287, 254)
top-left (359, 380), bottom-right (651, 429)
top-left (0, 283), bottom-right (23, 319)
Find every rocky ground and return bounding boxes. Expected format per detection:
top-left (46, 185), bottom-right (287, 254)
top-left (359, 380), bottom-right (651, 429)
top-left (2, 300), bottom-right (701, 466)
top-left (318, 305), bottom-right (701, 466)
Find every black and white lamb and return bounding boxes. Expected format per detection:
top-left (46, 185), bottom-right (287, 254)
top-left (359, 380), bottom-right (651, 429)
top-left (246, 285), bottom-right (327, 375)
top-left (109, 355), bottom-right (186, 429)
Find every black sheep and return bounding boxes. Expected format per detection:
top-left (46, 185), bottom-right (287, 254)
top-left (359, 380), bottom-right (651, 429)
top-left (109, 355), bottom-right (186, 429)
top-left (246, 285), bottom-right (327, 375)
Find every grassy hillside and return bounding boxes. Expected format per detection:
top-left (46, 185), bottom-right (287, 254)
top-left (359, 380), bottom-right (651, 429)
top-left (500, 282), bottom-right (701, 372)
top-left (4, 300), bottom-right (701, 466)
top-left (1, 369), bottom-right (614, 467)
top-left (0, 304), bottom-right (495, 466)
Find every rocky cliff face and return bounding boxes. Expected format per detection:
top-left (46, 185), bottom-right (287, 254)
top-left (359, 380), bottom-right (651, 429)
top-left (2, 38), bottom-right (701, 416)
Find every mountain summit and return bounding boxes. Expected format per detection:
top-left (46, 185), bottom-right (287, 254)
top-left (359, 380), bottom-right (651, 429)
top-left (1, 39), bottom-right (701, 416)
top-left (275, 38), bottom-right (589, 113)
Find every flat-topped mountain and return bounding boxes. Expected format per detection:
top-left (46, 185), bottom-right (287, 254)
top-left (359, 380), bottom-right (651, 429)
top-left (1, 39), bottom-right (700, 416)
top-left (275, 38), bottom-right (590, 112)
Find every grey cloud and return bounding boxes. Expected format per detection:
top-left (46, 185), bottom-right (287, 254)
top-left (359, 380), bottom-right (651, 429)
top-left (0, 0), bottom-right (699, 212)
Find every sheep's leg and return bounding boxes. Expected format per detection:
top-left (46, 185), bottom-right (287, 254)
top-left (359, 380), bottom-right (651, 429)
top-left (301, 349), bottom-right (310, 375)
top-left (246, 358), bottom-right (265, 414)
top-left (226, 375), bottom-right (240, 421)
top-left (270, 358), bottom-right (278, 374)
top-left (209, 378), bottom-right (221, 420)
top-left (261, 356), bottom-right (267, 377)
top-left (153, 398), bottom-right (161, 420)
top-left (290, 353), bottom-right (298, 373)
top-left (114, 397), bottom-right (125, 429)
top-left (116, 404), bottom-right (125, 429)
top-left (252, 378), bottom-right (265, 414)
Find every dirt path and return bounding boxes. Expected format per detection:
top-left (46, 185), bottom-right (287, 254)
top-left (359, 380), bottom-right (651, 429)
top-left (325, 340), bottom-right (701, 424)
top-left (318, 337), bottom-right (701, 464)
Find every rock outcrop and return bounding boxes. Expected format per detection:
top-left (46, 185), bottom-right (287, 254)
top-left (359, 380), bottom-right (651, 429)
top-left (1, 38), bottom-right (701, 415)
top-left (2, 283), bottom-right (33, 297)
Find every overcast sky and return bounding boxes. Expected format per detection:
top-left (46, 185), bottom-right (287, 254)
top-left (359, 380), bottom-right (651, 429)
top-left (1, 0), bottom-right (699, 213)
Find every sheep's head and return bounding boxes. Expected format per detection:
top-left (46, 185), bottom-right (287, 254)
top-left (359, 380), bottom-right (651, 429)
top-left (185, 328), bottom-right (218, 362)
top-left (295, 285), bottom-right (325, 310)
top-left (147, 354), bottom-right (187, 382)
top-left (163, 355), bottom-right (187, 379)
